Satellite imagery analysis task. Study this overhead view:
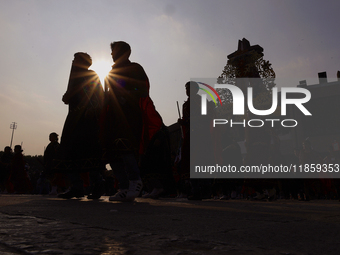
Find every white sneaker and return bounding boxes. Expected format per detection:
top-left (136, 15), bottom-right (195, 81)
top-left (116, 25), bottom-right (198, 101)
top-left (142, 192), bottom-right (151, 198)
top-left (268, 188), bottom-right (277, 201)
top-left (176, 193), bottom-right (187, 198)
top-left (142, 188), bottom-right (163, 198)
top-left (127, 180), bottom-right (143, 199)
top-left (219, 195), bottom-right (229, 200)
top-left (49, 186), bottom-right (58, 195)
top-left (254, 192), bottom-right (265, 200)
top-left (109, 189), bottom-right (133, 202)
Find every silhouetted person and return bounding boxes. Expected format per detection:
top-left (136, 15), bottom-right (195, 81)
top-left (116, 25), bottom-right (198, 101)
top-left (44, 132), bottom-right (59, 175)
top-left (243, 116), bottom-right (277, 200)
top-left (299, 140), bottom-right (323, 201)
top-left (140, 123), bottom-right (175, 198)
top-left (58, 52), bottom-right (104, 199)
top-left (217, 132), bottom-right (243, 200)
top-left (103, 41), bottom-right (148, 201)
top-left (178, 81), bottom-right (214, 200)
top-left (178, 83), bottom-right (199, 172)
top-left (322, 145), bottom-right (339, 198)
top-left (9, 145), bottom-right (32, 194)
top-left (0, 146), bottom-right (13, 193)
top-left (286, 147), bottom-right (303, 200)
top-left (43, 132), bottom-right (66, 195)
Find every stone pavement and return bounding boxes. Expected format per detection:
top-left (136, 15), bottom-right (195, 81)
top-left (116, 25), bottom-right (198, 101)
top-left (0, 195), bottom-right (339, 255)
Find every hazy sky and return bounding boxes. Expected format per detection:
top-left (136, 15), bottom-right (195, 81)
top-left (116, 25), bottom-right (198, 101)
top-left (1, 0), bottom-right (339, 155)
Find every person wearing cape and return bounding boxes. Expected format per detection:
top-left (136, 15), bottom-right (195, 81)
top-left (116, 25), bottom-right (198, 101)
top-left (57, 52), bottom-right (105, 199)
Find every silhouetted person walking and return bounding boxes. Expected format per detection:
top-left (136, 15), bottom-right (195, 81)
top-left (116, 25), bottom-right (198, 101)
top-left (178, 81), bottom-right (214, 200)
top-left (58, 52), bottom-right (104, 199)
top-left (103, 41), bottom-right (148, 201)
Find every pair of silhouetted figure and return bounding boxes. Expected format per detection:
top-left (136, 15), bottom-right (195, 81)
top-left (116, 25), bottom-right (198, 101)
top-left (58, 41), bottom-right (163, 201)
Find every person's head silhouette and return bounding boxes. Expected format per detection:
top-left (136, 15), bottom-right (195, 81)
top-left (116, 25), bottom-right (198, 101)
top-left (14, 145), bottom-right (23, 154)
top-left (4, 146), bottom-right (12, 154)
top-left (185, 81), bottom-right (199, 98)
top-left (73, 52), bottom-right (92, 69)
top-left (49, 132), bottom-right (59, 142)
top-left (110, 41), bottom-right (131, 63)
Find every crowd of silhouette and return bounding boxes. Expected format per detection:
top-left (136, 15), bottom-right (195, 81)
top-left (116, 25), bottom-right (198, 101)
top-left (0, 41), bottom-right (340, 202)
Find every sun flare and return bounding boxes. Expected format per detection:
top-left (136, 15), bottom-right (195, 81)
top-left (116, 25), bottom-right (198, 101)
top-left (91, 60), bottom-right (112, 87)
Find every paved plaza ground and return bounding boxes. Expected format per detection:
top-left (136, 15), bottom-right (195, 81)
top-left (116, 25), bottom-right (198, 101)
top-left (0, 195), bottom-right (339, 254)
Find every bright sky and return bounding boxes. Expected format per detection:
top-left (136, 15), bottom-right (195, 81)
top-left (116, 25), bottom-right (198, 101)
top-left (1, 0), bottom-right (339, 155)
